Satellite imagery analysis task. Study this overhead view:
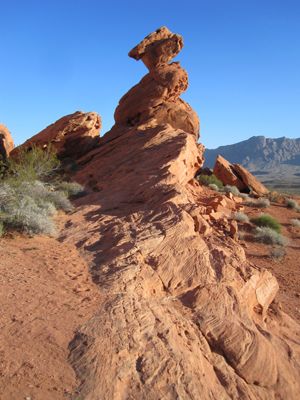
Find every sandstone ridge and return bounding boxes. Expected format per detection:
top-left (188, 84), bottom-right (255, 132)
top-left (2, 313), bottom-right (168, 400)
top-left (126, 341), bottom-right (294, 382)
top-left (57, 28), bottom-right (299, 399)
top-left (11, 111), bottom-right (101, 160)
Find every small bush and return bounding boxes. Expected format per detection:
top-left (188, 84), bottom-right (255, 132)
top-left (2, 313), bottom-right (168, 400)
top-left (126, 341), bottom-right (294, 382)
top-left (233, 211), bottom-right (249, 223)
top-left (254, 227), bottom-right (288, 246)
top-left (270, 247), bottom-right (286, 261)
top-left (197, 174), bottom-right (224, 189)
top-left (245, 198), bottom-right (270, 208)
top-left (55, 181), bottom-right (85, 197)
top-left (268, 191), bottom-right (283, 203)
top-left (208, 183), bottom-right (219, 191)
top-left (251, 214), bottom-right (281, 233)
top-left (285, 198), bottom-right (300, 210)
top-left (223, 185), bottom-right (240, 196)
top-left (5, 144), bottom-right (60, 183)
top-left (291, 218), bottom-right (300, 227)
top-left (238, 193), bottom-right (250, 200)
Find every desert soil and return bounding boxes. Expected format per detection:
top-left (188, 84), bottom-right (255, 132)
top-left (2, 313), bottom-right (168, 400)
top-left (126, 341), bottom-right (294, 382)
top-left (0, 214), bottom-right (101, 400)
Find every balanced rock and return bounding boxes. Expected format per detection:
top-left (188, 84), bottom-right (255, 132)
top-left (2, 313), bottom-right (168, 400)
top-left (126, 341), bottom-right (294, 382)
top-left (103, 26), bottom-right (199, 144)
top-left (213, 154), bottom-right (269, 195)
top-left (0, 124), bottom-right (14, 159)
top-left (13, 111), bottom-right (101, 160)
top-left (63, 27), bottom-right (300, 400)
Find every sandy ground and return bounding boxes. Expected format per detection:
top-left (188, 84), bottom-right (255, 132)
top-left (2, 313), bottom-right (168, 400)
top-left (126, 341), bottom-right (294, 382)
top-left (0, 223), bottom-right (101, 400)
top-left (241, 200), bottom-right (300, 323)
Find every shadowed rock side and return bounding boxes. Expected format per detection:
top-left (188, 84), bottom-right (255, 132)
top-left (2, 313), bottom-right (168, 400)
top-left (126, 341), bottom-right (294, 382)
top-left (11, 111), bottom-right (101, 160)
top-left (56, 28), bottom-right (299, 399)
top-left (0, 124), bottom-right (14, 159)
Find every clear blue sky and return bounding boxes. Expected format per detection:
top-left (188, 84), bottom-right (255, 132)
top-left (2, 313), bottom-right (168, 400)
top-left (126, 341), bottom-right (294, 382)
top-left (0, 0), bottom-right (299, 148)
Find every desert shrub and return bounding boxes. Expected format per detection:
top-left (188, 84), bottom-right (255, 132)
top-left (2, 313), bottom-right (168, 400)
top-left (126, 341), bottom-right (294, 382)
top-left (285, 198), bottom-right (300, 210)
top-left (0, 185), bottom-right (56, 236)
top-left (55, 181), bottom-right (85, 197)
top-left (223, 185), bottom-right (240, 196)
top-left (197, 174), bottom-right (224, 189)
top-left (4, 144), bottom-right (60, 183)
top-left (208, 183), bottom-right (219, 191)
top-left (0, 144), bottom-right (81, 236)
top-left (244, 198), bottom-right (270, 208)
top-left (250, 214), bottom-right (281, 233)
top-left (290, 218), bottom-right (300, 227)
top-left (270, 246), bottom-right (286, 261)
top-left (238, 193), bottom-right (250, 200)
top-left (0, 220), bottom-right (4, 237)
top-left (233, 211), bottom-right (249, 223)
top-left (254, 227), bottom-right (288, 246)
top-left (46, 190), bottom-right (73, 212)
top-left (268, 191), bottom-right (283, 203)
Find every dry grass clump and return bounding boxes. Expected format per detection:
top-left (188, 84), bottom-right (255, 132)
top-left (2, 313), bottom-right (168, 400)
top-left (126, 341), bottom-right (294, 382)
top-left (290, 218), bottom-right (300, 227)
top-left (270, 246), bottom-right (286, 261)
top-left (233, 211), bottom-right (249, 223)
top-left (285, 198), bottom-right (300, 211)
top-left (244, 197), bottom-right (270, 208)
top-left (254, 227), bottom-right (288, 246)
top-left (54, 181), bottom-right (85, 197)
top-left (223, 185), bottom-right (240, 196)
top-left (208, 183), bottom-right (220, 191)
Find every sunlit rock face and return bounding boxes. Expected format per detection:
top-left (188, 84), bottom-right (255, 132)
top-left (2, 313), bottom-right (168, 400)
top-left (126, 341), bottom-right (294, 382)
top-left (0, 124), bottom-right (14, 159)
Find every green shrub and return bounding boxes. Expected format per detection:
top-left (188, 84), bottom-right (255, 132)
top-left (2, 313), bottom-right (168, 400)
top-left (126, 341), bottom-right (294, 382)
top-left (5, 144), bottom-right (60, 183)
top-left (197, 174), bottom-right (224, 189)
top-left (245, 198), bottom-right (270, 208)
top-left (291, 218), bottom-right (300, 227)
top-left (223, 185), bottom-right (240, 196)
top-left (233, 211), bottom-right (249, 223)
top-left (0, 146), bottom-right (84, 236)
top-left (250, 214), bottom-right (281, 233)
top-left (255, 227), bottom-right (288, 246)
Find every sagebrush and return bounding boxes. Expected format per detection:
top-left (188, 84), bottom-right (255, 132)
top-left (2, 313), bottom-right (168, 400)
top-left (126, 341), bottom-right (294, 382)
top-left (251, 214), bottom-right (281, 233)
top-left (0, 146), bottom-right (83, 236)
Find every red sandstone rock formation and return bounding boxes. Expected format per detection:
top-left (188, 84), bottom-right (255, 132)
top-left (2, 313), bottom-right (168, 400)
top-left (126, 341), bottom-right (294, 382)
top-left (11, 111), bottom-right (101, 159)
top-left (214, 154), bottom-right (269, 195)
top-left (0, 124), bottom-right (14, 159)
top-left (56, 27), bottom-right (299, 399)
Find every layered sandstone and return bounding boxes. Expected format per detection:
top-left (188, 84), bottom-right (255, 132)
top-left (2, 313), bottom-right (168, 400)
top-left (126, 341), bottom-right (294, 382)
top-left (56, 28), bottom-right (299, 399)
top-left (0, 124), bottom-right (14, 159)
top-left (11, 111), bottom-right (101, 160)
top-left (214, 154), bottom-right (269, 195)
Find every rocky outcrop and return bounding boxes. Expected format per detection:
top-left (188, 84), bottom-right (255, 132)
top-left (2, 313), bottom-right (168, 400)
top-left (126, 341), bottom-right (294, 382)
top-left (58, 28), bottom-right (299, 399)
top-left (0, 124), bottom-right (14, 159)
top-left (12, 111), bottom-right (101, 160)
top-left (214, 154), bottom-right (269, 195)
top-left (232, 163), bottom-right (269, 195)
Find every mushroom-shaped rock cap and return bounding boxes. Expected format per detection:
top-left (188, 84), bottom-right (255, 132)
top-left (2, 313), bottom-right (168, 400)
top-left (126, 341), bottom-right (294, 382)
top-left (128, 26), bottom-right (183, 71)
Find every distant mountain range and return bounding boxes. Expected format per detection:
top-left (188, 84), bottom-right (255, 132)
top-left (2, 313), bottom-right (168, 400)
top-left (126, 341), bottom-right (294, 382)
top-left (204, 136), bottom-right (300, 193)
